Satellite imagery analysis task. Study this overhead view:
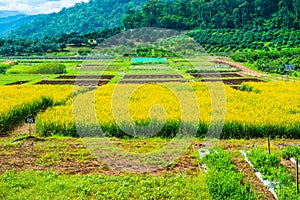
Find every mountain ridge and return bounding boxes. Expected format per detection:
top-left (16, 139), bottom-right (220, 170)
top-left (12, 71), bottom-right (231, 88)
top-left (5, 0), bottom-right (146, 39)
top-left (0, 10), bottom-right (26, 18)
top-left (0, 14), bottom-right (44, 37)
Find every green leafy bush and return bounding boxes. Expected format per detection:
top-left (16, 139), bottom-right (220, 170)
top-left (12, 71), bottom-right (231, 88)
top-left (282, 146), bottom-right (300, 160)
top-left (0, 64), bottom-right (9, 74)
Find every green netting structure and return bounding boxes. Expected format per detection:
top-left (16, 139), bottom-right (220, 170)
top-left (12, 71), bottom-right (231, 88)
top-left (131, 58), bottom-right (167, 65)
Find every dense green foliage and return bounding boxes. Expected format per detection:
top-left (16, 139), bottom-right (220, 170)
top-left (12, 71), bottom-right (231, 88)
top-left (0, 63), bottom-right (10, 74)
top-left (202, 149), bottom-right (258, 200)
top-left (247, 148), bottom-right (299, 199)
top-left (282, 146), bottom-right (300, 160)
top-left (123, 0), bottom-right (300, 30)
top-left (0, 28), bottom-right (123, 56)
top-left (0, 0), bottom-right (300, 57)
top-left (0, 170), bottom-right (209, 199)
top-left (187, 28), bottom-right (300, 52)
top-left (6, 0), bottom-right (146, 39)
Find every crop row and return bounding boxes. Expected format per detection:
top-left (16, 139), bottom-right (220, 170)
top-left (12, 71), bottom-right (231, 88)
top-left (202, 149), bottom-right (258, 199)
top-left (35, 81), bottom-right (300, 138)
top-left (247, 148), bottom-right (300, 199)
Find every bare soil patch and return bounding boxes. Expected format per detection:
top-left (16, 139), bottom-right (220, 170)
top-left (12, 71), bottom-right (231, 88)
top-left (232, 156), bottom-right (276, 200)
top-left (200, 78), bottom-right (264, 85)
top-left (5, 81), bottom-right (30, 85)
top-left (35, 80), bottom-right (109, 86)
top-left (124, 74), bottom-right (183, 79)
top-left (55, 75), bottom-right (114, 80)
top-left (190, 73), bottom-right (242, 78)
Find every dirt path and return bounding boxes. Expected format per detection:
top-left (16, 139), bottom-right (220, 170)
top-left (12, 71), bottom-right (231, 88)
top-left (232, 155), bottom-right (276, 200)
top-left (212, 59), bottom-right (268, 78)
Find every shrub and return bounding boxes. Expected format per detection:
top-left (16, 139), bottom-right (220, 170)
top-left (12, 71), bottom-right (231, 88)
top-left (7, 63), bottom-right (66, 74)
top-left (203, 149), bottom-right (257, 200)
top-left (0, 64), bottom-right (9, 74)
top-left (282, 146), bottom-right (300, 160)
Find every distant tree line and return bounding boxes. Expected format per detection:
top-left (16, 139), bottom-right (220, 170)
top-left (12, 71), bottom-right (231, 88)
top-left (187, 28), bottom-right (300, 52)
top-left (0, 28), bottom-right (122, 56)
top-left (1, 0), bottom-right (300, 56)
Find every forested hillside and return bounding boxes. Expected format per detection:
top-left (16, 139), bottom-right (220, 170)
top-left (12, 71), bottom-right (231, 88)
top-left (5, 0), bottom-right (300, 39)
top-left (1, 0), bottom-right (300, 59)
top-left (6, 0), bottom-right (146, 39)
top-left (0, 15), bottom-right (43, 37)
top-left (123, 0), bottom-right (300, 30)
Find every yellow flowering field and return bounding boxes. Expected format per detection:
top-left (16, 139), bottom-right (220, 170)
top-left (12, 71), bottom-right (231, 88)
top-left (0, 85), bottom-right (79, 134)
top-left (36, 81), bottom-right (300, 139)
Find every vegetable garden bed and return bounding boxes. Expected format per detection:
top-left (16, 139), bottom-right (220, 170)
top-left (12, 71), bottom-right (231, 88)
top-left (123, 74), bottom-right (183, 79)
top-left (55, 75), bottom-right (114, 79)
top-left (119, 80), bottom-right (187, 84)
top-left (35, 80), bottom-right (109, 86)
top-left (5, 81), bottom-right (29, 85)
top-left (190, 73), bottom-right (242, 78)
top-left (200, 78), bottom-right (264, 85)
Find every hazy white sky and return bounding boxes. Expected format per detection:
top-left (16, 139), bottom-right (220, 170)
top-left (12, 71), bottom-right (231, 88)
top-left (0, 0), bottom-right (89, 15)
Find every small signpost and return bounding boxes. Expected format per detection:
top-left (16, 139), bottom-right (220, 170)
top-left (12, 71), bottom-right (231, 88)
top-left (268, 135), bottom-right (271, 154)
top-left (25, 116), bottom-right (35, 124)
top-left (25, 115), bottom-right (35, 135)
top-left (285, 64), bottom-right (296, 80)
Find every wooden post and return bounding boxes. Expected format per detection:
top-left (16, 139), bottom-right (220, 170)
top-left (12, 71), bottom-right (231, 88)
top-left (297, 158), bottom-right (299, 193)
top-left (268, 135), bottom-right (271, 154)
top-left (29, 123), bottom-right (32, 136)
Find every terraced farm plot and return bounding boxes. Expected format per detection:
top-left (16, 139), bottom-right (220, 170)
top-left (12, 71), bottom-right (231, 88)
top-left (80, 66), bottom-right (124, 71)
top-left (55, 75), bottom-right (114, 79)
top-left (120, 79), bottom-right (187, 84)
top-left (200, 78), bottom-right (264, 85)
top-left (123, 74), bottom-right (183, 79)
top-left (121, 61), bottom-right (186, 84)
top-left (190, 73), bottom-right (242, 78)
top-left (1, 57), bottom-right (300, 199)
top-left (174, 57), bottom-right (265, 87)
top-left (0, 74), bottom-right (55, 85)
